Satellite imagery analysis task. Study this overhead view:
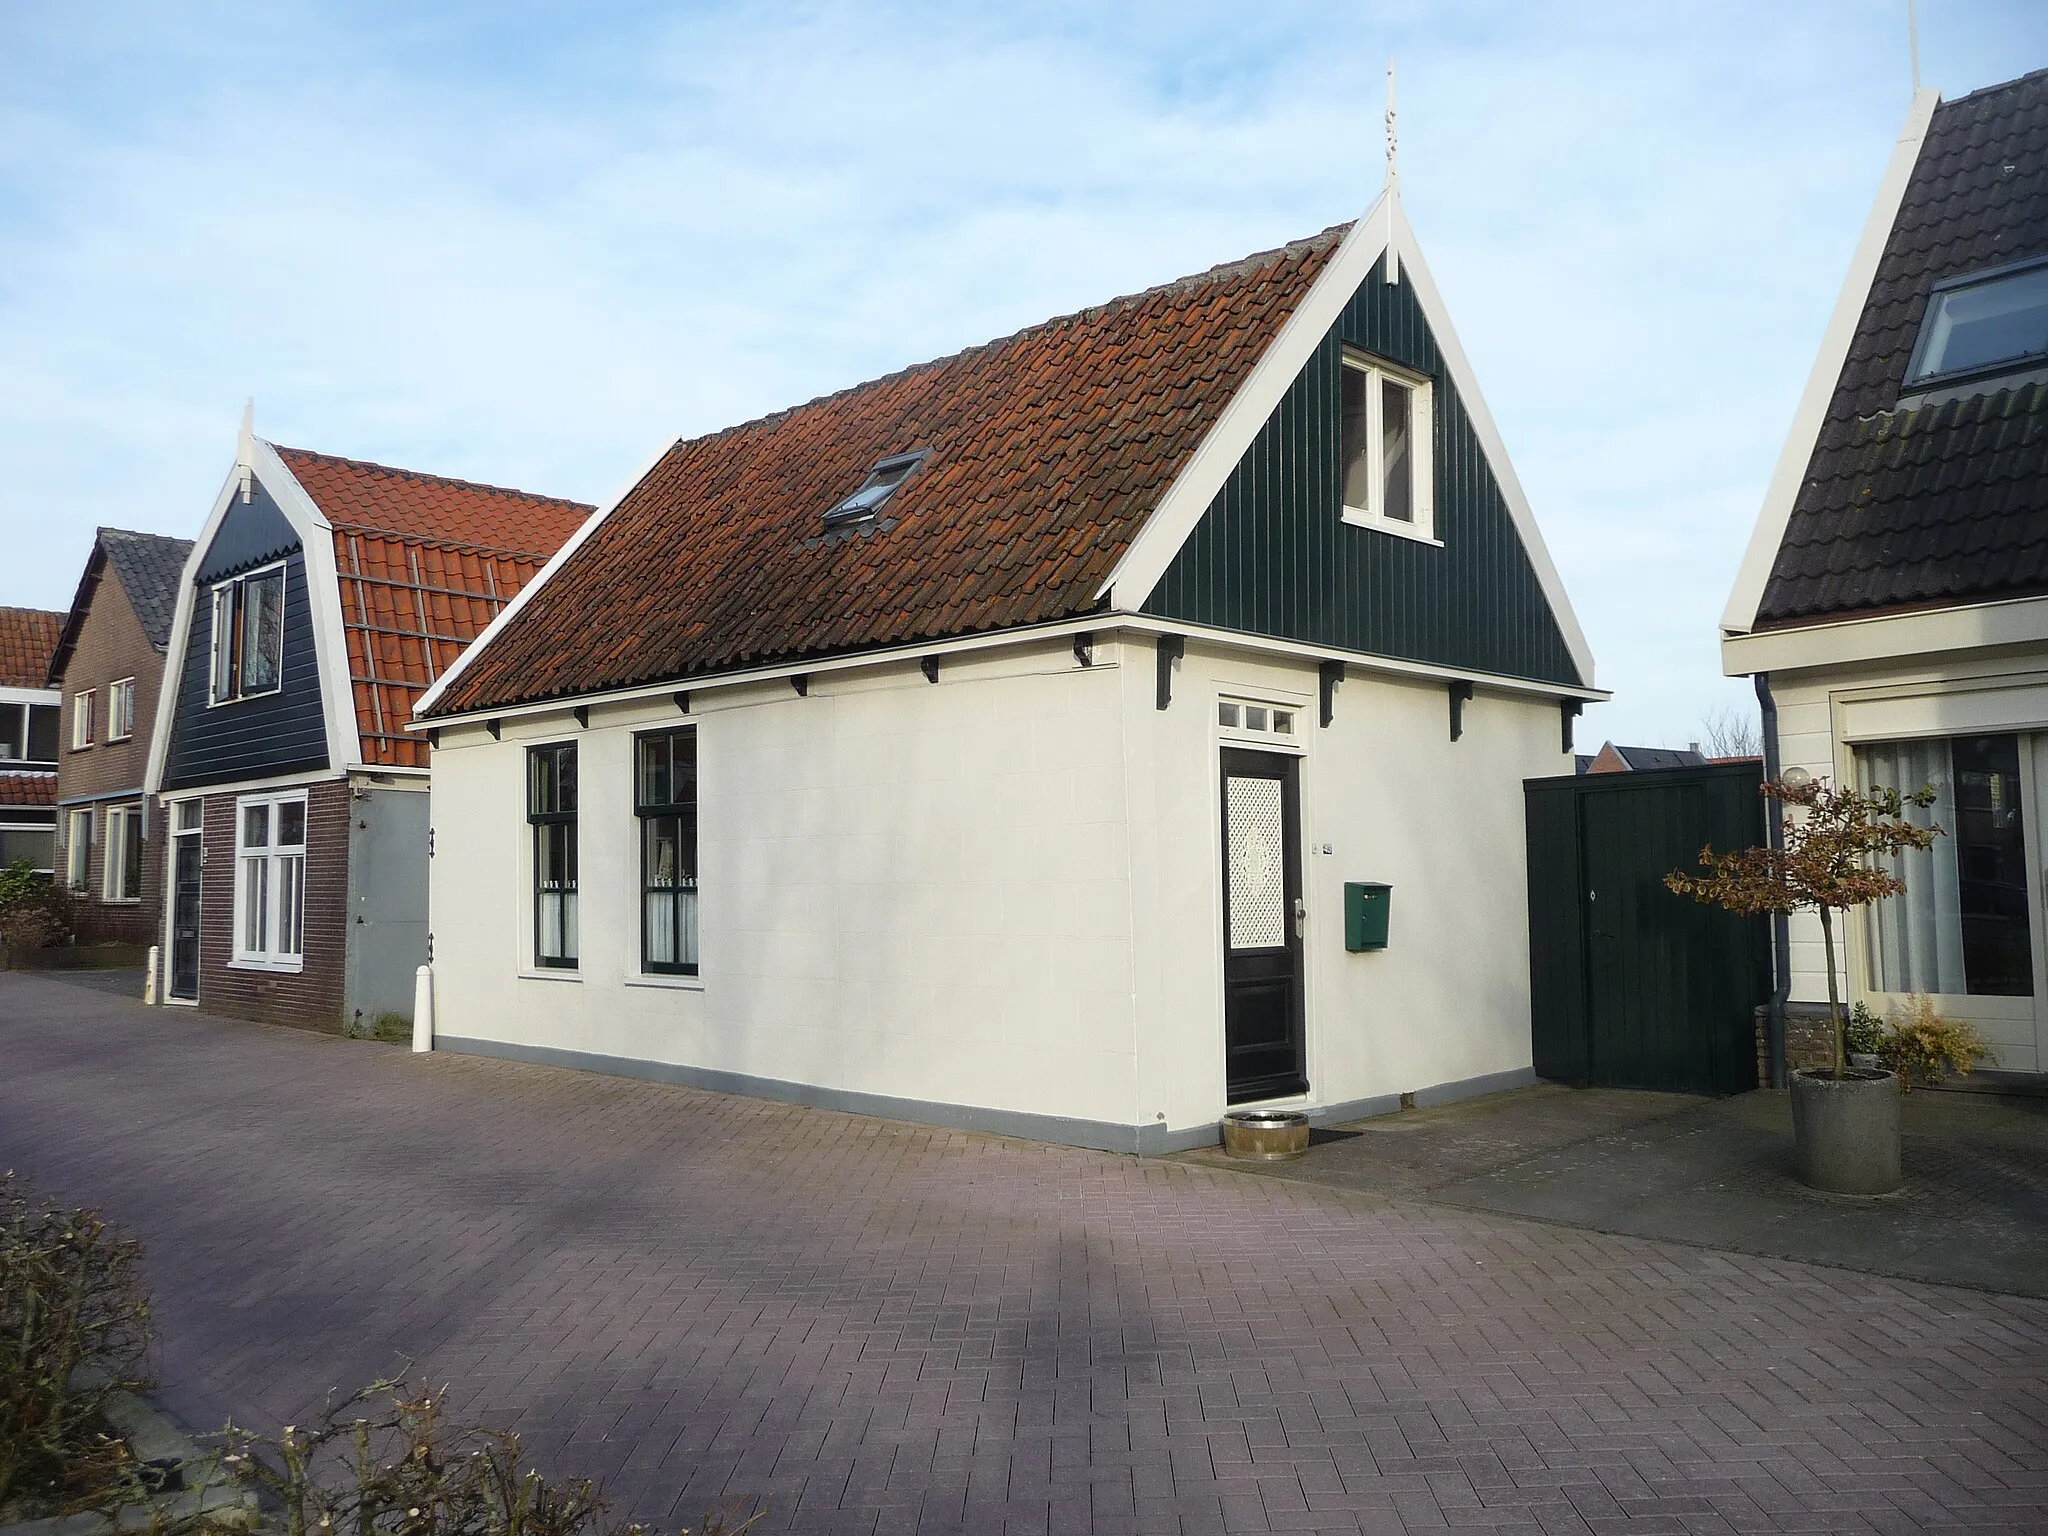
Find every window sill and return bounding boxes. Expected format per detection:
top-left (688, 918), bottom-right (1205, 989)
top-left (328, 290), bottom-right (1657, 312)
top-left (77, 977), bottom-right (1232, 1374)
top-left (518, 967), bottom-right (582, 983)
top-left (1340, 508), bottom-right (1443, 546)
top-left (624, 973), bottom-right (704, 992)
top-left (228, 957), bottom-right (305, 975)
top-left (98, 897), bottom-right (143, 906)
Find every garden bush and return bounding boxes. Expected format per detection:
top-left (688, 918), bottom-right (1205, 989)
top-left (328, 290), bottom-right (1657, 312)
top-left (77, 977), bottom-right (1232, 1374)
top-left (0, 1171), bottom-right (153, 1518)
top-left (220, 1378), bottom-right (760, 1536)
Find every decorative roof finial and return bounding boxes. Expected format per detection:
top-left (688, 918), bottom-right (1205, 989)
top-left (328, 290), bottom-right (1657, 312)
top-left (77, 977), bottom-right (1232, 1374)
top-left (1385, 57), bottom-right (1399, 188)
top-left (237, 397), bottom-right (256, 499)
top-left (1384, 58), bottom-right (1400, 286)
top-left (1908, 0), bottom-right (1921, 93)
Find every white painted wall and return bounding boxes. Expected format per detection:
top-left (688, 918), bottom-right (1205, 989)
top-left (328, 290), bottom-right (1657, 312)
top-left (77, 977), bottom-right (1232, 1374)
top-left (1768, 644), bottom-right (2048, 1071)
top-left (1124, 641), bottom-right (1570, 1134)
top-left (429, 637), bottom-right (1145, 1130)
top-left (429, 627), bottom-right (1575, 1142)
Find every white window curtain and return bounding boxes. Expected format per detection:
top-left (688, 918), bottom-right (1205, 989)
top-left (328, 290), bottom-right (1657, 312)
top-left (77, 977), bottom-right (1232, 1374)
top-left (1856, 740), bottom-right (1963, 994)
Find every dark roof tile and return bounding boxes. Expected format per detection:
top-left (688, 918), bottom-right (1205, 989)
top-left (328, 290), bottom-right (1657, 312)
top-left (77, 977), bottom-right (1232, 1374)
top-left (1760, 69), bottom-right (2048, 626)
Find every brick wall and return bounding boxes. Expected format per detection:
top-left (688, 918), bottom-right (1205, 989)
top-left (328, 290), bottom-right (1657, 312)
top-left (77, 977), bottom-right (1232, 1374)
top-left (1755, 1001), bottom-right (1846, 1085)
top-left (53, 570), bottom-right (171, 946)
top-left (195, 778), bottom-right (350, 1031)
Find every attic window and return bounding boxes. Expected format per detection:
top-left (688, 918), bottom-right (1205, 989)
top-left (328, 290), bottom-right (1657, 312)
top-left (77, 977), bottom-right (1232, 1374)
top-left (1905, 256), bottom-right (2048, 387)
top-left (824, 450), bottom-right (925, 525)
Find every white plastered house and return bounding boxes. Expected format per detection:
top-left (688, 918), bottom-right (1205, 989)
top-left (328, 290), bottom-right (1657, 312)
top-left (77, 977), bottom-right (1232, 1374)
top-left (1722, 67), bottom-right (2048, 1079)
top-left (413, 189), bottom-right (1605, 1151)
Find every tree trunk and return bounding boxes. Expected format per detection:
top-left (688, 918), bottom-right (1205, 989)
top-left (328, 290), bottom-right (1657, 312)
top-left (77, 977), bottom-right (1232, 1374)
top-left (1818, 904), bottom-right (1844, 1078)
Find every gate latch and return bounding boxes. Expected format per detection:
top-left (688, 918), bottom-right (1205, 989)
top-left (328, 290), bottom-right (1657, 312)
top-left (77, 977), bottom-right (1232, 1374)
top-left (1293, 897), bottom-right (1307, 938)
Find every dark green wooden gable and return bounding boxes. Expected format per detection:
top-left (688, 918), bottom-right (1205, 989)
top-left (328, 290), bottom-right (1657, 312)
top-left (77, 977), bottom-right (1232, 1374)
top-left (1142, 261), bottom-right (1583, 688)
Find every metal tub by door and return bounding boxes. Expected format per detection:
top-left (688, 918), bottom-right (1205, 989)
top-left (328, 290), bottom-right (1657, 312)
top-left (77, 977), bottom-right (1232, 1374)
top-left (1220, 747), bottom-right (1307, 1104)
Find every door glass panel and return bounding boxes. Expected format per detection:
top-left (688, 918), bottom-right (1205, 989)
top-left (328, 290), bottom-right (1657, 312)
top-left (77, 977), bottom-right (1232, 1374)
top-left (1953, 734), bottom-right (2032, 995)
top-left (1859, 733), bottom-right (2033, 996)
top-left (1225, 776), bottom-right (1285, 950)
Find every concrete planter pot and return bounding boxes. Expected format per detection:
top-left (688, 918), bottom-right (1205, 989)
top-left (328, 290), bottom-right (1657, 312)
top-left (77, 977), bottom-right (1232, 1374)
top-left (1790, 1067), bottom-right (1901, 1195)
top-left (1221, 1109), bottom-right (1310, 1160)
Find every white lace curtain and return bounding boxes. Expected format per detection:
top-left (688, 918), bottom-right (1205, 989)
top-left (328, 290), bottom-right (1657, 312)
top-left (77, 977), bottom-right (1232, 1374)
top-left (1855, 740), bottom-right (1962, 994)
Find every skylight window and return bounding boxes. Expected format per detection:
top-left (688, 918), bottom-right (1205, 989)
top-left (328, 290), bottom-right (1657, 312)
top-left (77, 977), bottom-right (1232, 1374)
top-left (1906, 257), bottom-right (2048, 387)
top-left (824, 450), bottom-right (926, 525)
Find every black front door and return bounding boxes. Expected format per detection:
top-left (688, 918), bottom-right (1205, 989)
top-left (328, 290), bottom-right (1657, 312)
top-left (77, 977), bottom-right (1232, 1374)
top-left (170, 831), bottom-right (202, 1001)
top-left (1220, 748), bottom-right (1307, 1103)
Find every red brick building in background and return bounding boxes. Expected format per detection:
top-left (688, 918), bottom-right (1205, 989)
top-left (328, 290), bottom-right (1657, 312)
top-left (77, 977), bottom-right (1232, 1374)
top-left (47, 530), bottom-right (194, 946)
top-left (0, 607), bottom-right (64, 876)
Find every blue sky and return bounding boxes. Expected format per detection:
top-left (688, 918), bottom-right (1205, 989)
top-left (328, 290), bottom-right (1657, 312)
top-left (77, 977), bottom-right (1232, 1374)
top-left (2, 2), bottom-right (2042, 747)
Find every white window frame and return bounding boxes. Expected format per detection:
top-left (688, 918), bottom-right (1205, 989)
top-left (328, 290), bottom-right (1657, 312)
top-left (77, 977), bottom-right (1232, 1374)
top-left (65, 808), bottom-right (92, 891)
top-left (208, 562), bottom-right (288, 707)
top-left (1217, 695), bottom-right (1306, 749)
top-left (1338, 352), bottom-right (1438, 544)
top-left (107, 677), bottom-right (136, 742)
top-left (101, 802), bottom-right (143, 903)
top-left (230, 789), bottom-right (307, 972)
top-left (71, 690), bottom-right (94, 750)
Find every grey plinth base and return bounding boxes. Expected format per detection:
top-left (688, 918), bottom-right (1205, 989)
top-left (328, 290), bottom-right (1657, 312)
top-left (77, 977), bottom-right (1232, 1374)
top-left (1790, 1068), bottom-right (1901, 1195)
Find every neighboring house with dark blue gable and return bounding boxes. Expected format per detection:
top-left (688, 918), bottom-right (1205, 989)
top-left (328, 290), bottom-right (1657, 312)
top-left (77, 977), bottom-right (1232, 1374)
top-left (1722, 67), bottom-right (2048, 1078)
top-left (143, 411), bottom-right (591, 1030)
top-left (412, 178), bottom-right (1604, 1152)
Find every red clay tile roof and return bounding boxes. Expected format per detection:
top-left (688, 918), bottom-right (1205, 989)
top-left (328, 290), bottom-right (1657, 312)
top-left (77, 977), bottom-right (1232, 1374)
top-left (0, 773), bottom-right (56, 807)
top-left (0, 608), bottom-right (63, 691)
top-left (428, 226), bottom-right (1349, 718)
top-left (274, 449), bottom-right (594, 766)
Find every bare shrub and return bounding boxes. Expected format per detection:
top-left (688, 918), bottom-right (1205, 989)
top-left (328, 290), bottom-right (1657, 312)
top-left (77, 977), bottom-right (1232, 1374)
top-left (0, 1171), bottom-right (153, 1517)
top-left (220, 1378), bottom-right (761, 1536)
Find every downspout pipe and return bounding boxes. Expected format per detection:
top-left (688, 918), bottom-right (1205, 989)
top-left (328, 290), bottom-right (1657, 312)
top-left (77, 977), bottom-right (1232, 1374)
top-left (1755, 670), bottom-right (1790, 1089)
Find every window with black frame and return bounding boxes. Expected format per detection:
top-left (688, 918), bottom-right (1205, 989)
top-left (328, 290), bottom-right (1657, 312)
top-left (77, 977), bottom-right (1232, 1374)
top-left (636, 728), bottom-right (698, 975)
top-left (528, 742), bottom-right (578, 968)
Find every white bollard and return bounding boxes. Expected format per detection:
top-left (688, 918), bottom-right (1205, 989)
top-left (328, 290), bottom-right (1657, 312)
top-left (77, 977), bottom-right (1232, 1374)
top-left (143, 946), bottom-right (159, 1006)
top-left (412, 964), bottom-right (434, 1053)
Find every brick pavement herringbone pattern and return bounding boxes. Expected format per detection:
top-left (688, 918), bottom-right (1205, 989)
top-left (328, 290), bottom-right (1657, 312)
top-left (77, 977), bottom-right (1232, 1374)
top-left (2, 973), bottom-right (2045, 1535)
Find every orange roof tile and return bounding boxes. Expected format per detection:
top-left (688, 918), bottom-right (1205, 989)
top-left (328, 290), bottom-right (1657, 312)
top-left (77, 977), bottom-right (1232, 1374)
top-left (0, 608), bottom-right (62, 691)
top-left (273, 449), bottom-right (593, 766)
top-left (0, 773), bottom-right (56, 807)
top-left (429, 226), bottom-right (1348, 718)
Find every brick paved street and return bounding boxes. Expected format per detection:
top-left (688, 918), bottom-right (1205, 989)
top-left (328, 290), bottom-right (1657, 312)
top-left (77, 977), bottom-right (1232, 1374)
top-left (3, 972), bottom-right (2046, 1534)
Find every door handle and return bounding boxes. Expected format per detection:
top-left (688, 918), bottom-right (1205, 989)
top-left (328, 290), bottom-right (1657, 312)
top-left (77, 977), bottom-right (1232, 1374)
top-left (1293, 897), bottom-right (1307, 938)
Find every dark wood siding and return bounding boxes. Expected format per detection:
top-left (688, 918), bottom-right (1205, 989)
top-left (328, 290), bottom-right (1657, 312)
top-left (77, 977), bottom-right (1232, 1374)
top-left (161, 483), bottom-right (329, 792)
top-left (1144, 264), bottom-right (1583, 688)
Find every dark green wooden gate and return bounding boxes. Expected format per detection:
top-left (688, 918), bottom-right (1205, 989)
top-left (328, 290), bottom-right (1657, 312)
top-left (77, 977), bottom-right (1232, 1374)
top-left (1525, 763), bottom-right (1771, 1094)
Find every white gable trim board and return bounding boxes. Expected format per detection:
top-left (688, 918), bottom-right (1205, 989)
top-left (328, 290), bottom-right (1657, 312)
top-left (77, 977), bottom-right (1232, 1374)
top-left (1720, 87), bottom-right (1941, 640)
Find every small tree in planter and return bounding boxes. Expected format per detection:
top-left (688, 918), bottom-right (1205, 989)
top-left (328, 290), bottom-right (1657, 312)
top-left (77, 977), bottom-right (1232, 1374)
top-left (1665, 774), bottom-right (1939, 1193)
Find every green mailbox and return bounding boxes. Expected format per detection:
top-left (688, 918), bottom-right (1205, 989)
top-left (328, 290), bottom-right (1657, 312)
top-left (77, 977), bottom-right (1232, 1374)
top-left (1344, 882), bottom-right (1391, 951)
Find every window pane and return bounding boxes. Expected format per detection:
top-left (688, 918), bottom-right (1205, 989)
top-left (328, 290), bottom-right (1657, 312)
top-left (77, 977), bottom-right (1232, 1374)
top-left (278, 801), bottom-right (306, 847)
top-left (638, 735), bottom-right (670, 810)
top-left (1273, 712), bottom-right (1293, 735)
top-left (278, 854), bottom-right (304, 956)
top-left (121, 810), bottom-right (142, 900)
top-left (1219, 703), bottom-right (1240, 727)
top-left (1381, 378), bottom-right (1413, 523)
top-left (212, 587), bottom-right (236, 699)
top-left (175, 800), bottom-right (202, 832)
top-left (243, 855), bottom-right (268, 953)
top-left (1914, 265), bottom-right (2048, 380)
top-left (1952, 735), bottom-right (2032, 996)
top-left (241, 571), bottom-right (285, 692)
top-left (67, 812), bottom-right (91, 889)
top-left (530, 747), bottom-right (555, 816)
top-left (1340, 365), bottom-right (1372, 510)
top-left (243, 804), bottom-right (269, 849)
top-left (536, 820), bottom-right (579, 965)
top-left (1245, 706), bottom-right (1268, 732)
top-left (0, 703), bottom-right (21, 759)
top-left (26, 705), bottom-right (56, 762)
top-left (556, 745), bottom-right (577, 814)
top-left (0, 827), bottom-right (53, 870)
